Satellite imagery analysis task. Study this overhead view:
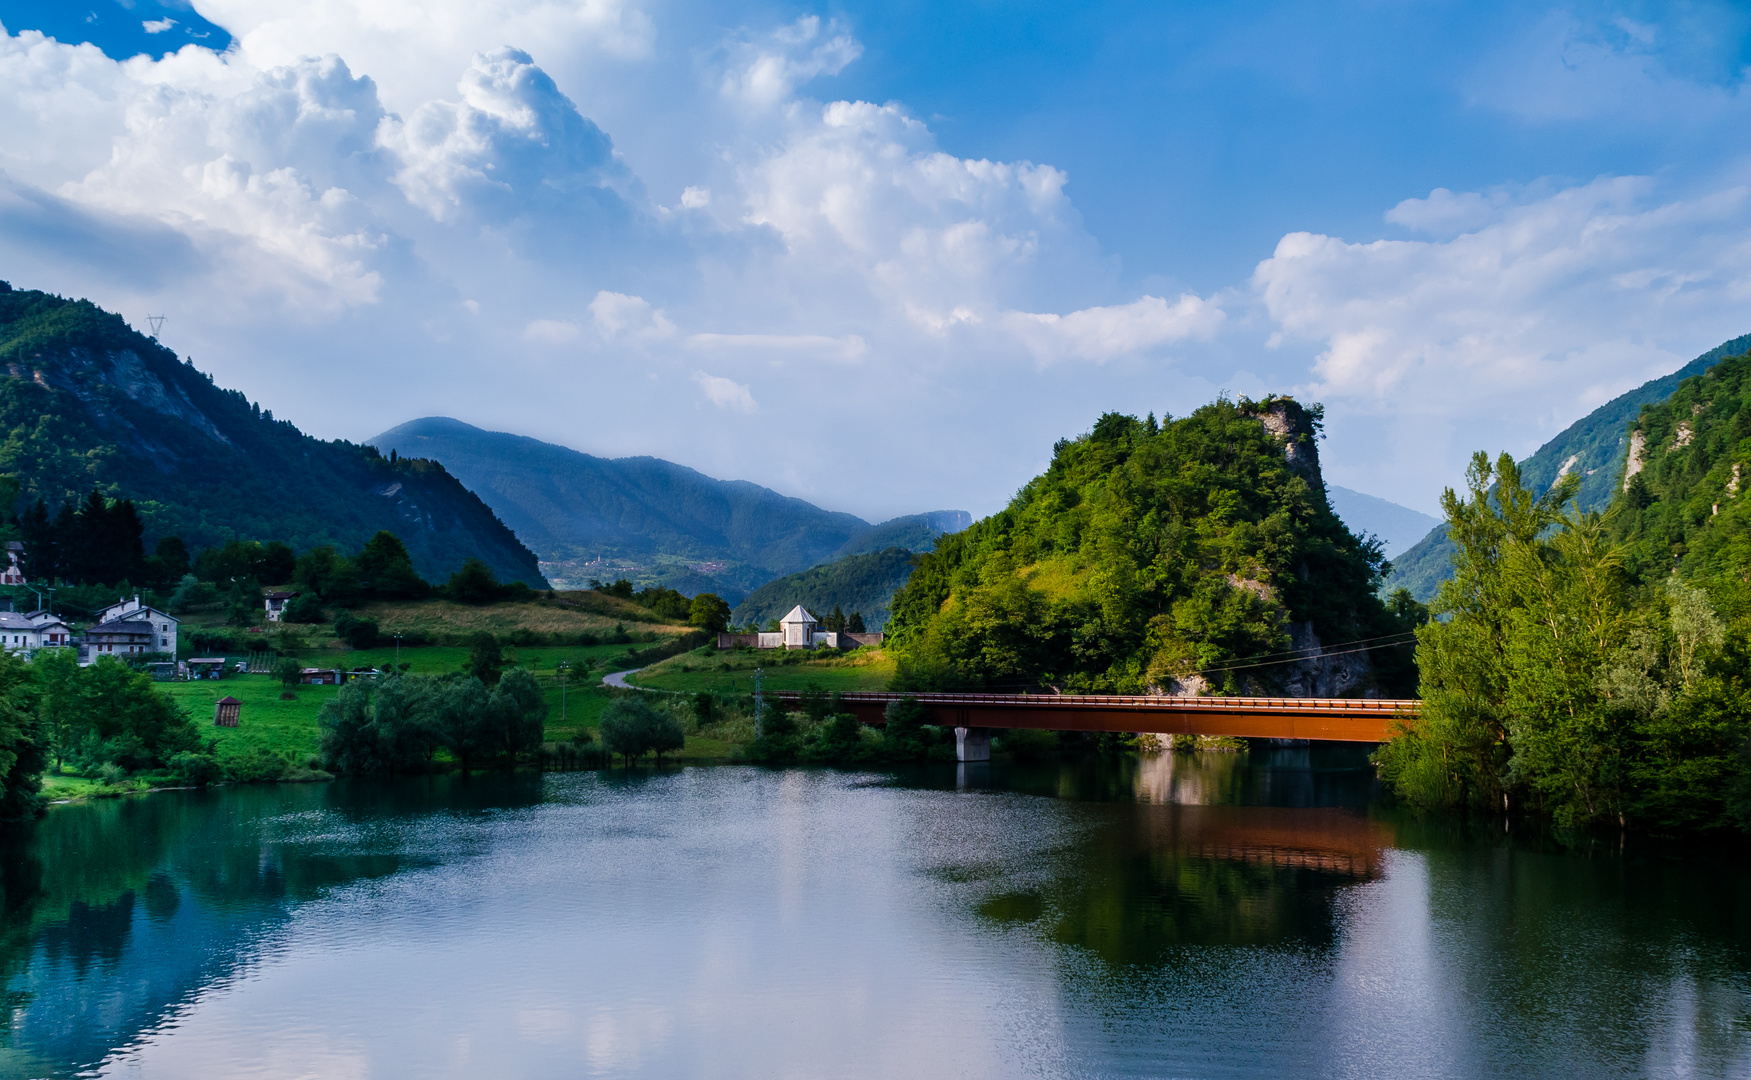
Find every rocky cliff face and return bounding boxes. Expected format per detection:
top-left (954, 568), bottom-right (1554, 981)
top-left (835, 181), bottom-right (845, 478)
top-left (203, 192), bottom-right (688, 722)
top-left (0, 284), bottom-right (545, 585)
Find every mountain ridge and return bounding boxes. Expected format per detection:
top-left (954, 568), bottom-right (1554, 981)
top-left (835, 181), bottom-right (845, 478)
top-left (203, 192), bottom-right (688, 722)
top-left (1387, 332), bottom-right (1751, 601)
top-left (370, 416), bottom-right (967, 602)
top-left (0, 284), bottom-right (544, 586)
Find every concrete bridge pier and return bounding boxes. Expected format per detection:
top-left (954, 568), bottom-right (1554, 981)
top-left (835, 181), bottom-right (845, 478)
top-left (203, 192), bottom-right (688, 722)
top-left (955, 726), bottom-right (992, 763)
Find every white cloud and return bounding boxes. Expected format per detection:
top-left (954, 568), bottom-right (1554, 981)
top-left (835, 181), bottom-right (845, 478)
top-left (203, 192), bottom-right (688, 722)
top-left (524, 318), bottom-right (582, 343)
top-left (679, 185), bottom-right (709, 208)
top-left (380, 47), bottom-right (634, 225)
top-left (692, 371), bottom-right (756, 411)
top-left (718, 16), bottom-right (861, 107)
top-left (1253, 174), bottom-right (1751, 505)
top-left (143, 18), bottom-right (177, 34)
top-left (1002, 294), bottom-right (1225, 364)
top-left (588, 291), bottom-right (675, 341)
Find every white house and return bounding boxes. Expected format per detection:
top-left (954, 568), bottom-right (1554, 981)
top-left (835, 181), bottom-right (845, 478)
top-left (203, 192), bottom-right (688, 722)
top-left (264, 590), bottom-right (297, 622)
top-left (0, 611), bottom-right (71, 655)
top-left (95, 595), bottom-right (179, 656)
top-left (0, 541), bottom-right (22, 585)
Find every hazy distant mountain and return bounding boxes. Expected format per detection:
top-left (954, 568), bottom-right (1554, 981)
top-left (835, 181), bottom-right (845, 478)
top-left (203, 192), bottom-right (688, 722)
top-left (1326, 486), bottom-right (1440, 559)
top-left (1386, 331), bottom-right (1751, 601)
top-left (370, 417), bottom-right (967, 601)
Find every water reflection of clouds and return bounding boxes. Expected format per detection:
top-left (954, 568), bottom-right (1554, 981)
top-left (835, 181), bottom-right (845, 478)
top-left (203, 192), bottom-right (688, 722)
top-left (9, 769), bottom-right (1751, 1078)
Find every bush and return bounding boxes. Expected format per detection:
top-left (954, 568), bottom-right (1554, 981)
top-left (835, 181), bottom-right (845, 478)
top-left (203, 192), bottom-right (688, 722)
top-left (168, 751), bottom-right (222, 786)
top-left (335, 612), bottom-right (380, 649)
top-left (882, 697), bottom-right (929, 760)
top-left (282, 593), bottom-right (326, 623)
top-left (223, 747), bottom-right (291, 783)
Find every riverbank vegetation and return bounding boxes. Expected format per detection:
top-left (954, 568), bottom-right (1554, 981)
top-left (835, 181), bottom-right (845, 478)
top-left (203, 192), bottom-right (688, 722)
top-left (1379, 353), bottom-right (1751, 834)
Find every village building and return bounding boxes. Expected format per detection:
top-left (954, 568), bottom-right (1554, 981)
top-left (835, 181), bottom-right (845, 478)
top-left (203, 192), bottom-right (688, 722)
top-left (0, 611), bottom-right (73, 654)
top-left (95, 595), bottom-right (179, 656)
top-left (186, 657), bottom-right (229, 679)
top-left (213, 696), bottom-right (241, 727)
top-left (84, 619), bottom-right (157, 659)
top-left (0, 542), bottom-right (22, 585)
top-left (264, 590), bottom-right (298, 622)
top-left (716, 605), bottom-right (885, 650)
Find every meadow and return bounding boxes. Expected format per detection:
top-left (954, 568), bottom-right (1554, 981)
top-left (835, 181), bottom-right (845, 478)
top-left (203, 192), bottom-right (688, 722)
top-left (629, 646), bottom-right (895, 694)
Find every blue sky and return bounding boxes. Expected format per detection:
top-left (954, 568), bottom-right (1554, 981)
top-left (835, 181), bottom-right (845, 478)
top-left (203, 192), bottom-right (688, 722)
top-left (2, 1), bottom-right (1750, 519)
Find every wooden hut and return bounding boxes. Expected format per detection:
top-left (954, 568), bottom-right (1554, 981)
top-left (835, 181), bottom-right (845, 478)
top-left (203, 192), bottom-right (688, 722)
top-left (213, 696), bottom-right (241, 727)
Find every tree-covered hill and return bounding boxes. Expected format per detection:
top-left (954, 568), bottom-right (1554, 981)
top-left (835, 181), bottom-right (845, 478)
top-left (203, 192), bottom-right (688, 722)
top-left (885, 400), bottom-right (1420, 696)
top-left (1611, 351), bottom-right (1751, 581)
top-left (1387, 331), bottom-right (1751, 601)
top-left (370, 416), bottom-right (966, 600)
top-left (0, 284), bottom-right (544, 585)
top-left (732, 547), bottom-right (918, 630)
top-left (1378, 353), bottom-right (1751, 834)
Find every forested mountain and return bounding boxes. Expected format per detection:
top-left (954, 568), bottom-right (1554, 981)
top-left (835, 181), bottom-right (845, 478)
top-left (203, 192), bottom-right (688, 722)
top-left (733, 548), bottom-right (918, 630)
top-left (1380, 351), bottom-right (1751, 834)
top-left (370, 416), bottom-right (966, 601)
top-left (1387, 332), bottom-right (1751, 600)
top-left (0, 284), bottom-right (543, 585)
top-left (885, 400), bottom-right (1420, 696)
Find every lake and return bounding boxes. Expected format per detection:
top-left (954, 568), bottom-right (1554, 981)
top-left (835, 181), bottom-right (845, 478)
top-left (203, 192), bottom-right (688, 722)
top-left (4, 748), bottom-right (1749, 1078)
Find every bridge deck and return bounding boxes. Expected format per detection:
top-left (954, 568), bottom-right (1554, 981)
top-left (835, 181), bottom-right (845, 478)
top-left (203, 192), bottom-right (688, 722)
top-left (764, 691), bottom-right (1416, 743)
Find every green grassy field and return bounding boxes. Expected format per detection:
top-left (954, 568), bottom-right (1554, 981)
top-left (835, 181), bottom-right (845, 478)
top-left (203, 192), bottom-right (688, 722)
top-left (629, 647), bottom-right (896, 694)
top-left (153, 641), bottom-right (736, 767)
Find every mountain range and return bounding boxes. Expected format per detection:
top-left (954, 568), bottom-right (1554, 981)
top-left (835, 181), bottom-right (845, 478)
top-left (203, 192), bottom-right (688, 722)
top-left (1386, 331), bottom-right (1751, 600)
top-left (0, 285), bottom-right (543, 586)
top-left (370, 417), bottom-right (969, 602)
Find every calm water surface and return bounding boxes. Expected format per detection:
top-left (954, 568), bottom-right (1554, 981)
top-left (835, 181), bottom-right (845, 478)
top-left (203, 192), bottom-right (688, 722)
top-left (4, 749), bottom-right (1749, 1079)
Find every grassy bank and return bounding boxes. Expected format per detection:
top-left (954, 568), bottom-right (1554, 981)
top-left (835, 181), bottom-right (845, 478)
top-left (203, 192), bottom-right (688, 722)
top-left (629, 646), bottom-right (896, 694)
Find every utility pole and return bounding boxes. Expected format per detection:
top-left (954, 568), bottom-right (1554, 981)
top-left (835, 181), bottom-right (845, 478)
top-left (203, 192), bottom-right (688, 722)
top-left (146, 315), bottom-right (166, 339)
top-left (394, 634), bottom-right (402, 672)
top-left (753, 667), bottom-right (764, 737)
top-left (556, 660), bottom-right (571, 721)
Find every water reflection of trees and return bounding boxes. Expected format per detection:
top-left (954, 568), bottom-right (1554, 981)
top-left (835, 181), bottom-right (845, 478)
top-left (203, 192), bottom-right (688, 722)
top-left (0, 773), bottom-right (545, 1077)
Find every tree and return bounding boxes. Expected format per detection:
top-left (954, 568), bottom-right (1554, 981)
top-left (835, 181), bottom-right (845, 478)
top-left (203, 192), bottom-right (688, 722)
top-left (881, 697), bottom-right (929, 760)
top-left (145, 536), bottom-right (190, 588)
top-left (318, 677), bottom-right (440, 776)
top-left (465, 632), bottom-right (504, 686)
top-left (293, 546), bottom-right (361, 605)
top-left (436, 676), bottom-right (490, 773)
top-left (273, 656), bottom-right (303, 694)
top-left (356, 531), bottom-right (427, 599)
top-left (846, 612), bottom-right (866, 634)
top-left (688, 593), bottom-right (732, 633)
top-left (447, 558), bottom-right (502, 605)
top-left (485, 668), bottom-right (548, 763)
top-left (282, 593), bottom-right (326, 623)
top-left (0, 651), bottom-right (46, 823)
top-left (598, 698), bottom-right (683, 766)
top-left (1376, 452), bottom-right (1635, 826)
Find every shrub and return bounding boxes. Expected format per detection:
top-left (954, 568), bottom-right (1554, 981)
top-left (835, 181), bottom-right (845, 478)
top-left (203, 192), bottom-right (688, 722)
top-left (168, 751), bottom-right (222, 786)
top-left (283, 593), bottom-right (326, 623)
top-left (223, 747), bottom-right (291, 783)
top-left (334, 612), bottom-right (380, 649)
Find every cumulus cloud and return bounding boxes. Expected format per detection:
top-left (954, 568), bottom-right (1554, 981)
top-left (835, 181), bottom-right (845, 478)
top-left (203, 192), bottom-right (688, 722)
top-left (719, 16), bottom-right (861, 107)
top-left (381, 47), bottom-right (633, 225)
top-left (1002, 294), bottom-right (1225, 364)
top-left (588, 290), bottom-right (676, 341)
top-left (692, 371), bottom-right (756, 411)
top-left (1253, 174), bottom-right (1751, 504)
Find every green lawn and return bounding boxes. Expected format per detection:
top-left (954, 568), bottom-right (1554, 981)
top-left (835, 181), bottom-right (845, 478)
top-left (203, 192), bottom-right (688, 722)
top-left (154, 644), bottom-right (736, 765)
top-left (164, 676), bottom-right (338, 761)
top-left (629, 647), bottom-right (896, 694)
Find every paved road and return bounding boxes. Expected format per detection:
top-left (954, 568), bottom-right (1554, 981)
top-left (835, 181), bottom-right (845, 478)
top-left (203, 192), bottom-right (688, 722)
top-left (601, 668), bottom-right (641, 689)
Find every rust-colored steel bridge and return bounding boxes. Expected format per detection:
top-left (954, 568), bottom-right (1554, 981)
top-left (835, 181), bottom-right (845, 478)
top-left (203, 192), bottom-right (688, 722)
top-left (764, 690), bottom-right (1417, 760)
